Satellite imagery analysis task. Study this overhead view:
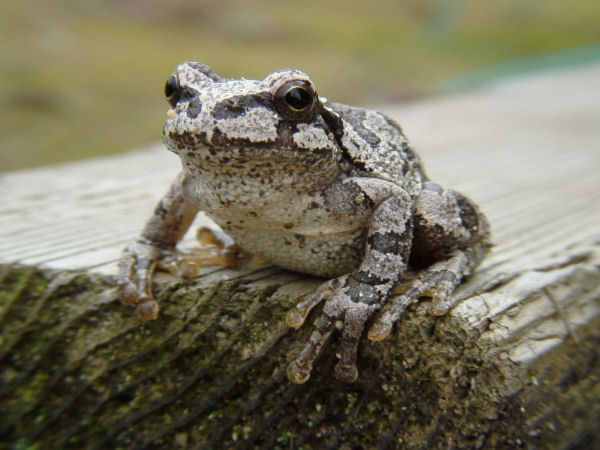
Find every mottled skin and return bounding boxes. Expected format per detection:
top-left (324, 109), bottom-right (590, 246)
top-left (118, 62), bottom-right (491, 384)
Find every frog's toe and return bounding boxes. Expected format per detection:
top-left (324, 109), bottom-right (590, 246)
top-left (116, 241), bottom-right (164, 319)
top-left (118, 279), bottom-right (139, 306)
top-left (136, 300), bottom-right (160, 322)
top-left (287, 360), bottom-right (311, 384)
top-left (117, 253), bottom-right (139, 305)
top-left (287, 311), bottom-right (336, 384)
top-left (367, 321), bottom-right (393, 341)
top-left (421, 277), bottom-right (456, 316)
top-left (335, 308), bottom-right (369, 382)
top-left (286, 276), bottom-right (345, 329)
top-left (286, 293), bottom-right (322, 329)
top-left (368, 282), bottom-right (451, 340)
top-left (285, 307), bottom-right (305, 329)
top-left (428, 294), bottom-right (451, 316)
top-left (368, 295), bottom-right (413, 341)
top-left (369, 251), bottom-right (471, 339)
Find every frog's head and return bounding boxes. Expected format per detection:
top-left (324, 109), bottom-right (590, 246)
top-left (161, 62), bottom-right (346, 171)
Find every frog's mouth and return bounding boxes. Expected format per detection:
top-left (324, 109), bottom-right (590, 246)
top-left (162, 130), bottom-right (277, 158)
top-left (163, 134), bottom-right (335, 167)
top-left (162, 129), bottom-right (209, 153)
top-left (162, 126), bottom-right (338, 162)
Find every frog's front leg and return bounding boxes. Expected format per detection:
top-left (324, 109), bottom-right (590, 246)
top-left (118, 173), bottom-right (199, 321)
top-left (287, 179), bottom-right (413, 384)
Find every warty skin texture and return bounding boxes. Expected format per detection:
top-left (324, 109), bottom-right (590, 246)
top-left (119, 62), bottom-right (491, 383)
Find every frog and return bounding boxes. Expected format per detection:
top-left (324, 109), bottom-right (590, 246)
top-left (118, 62), bottom-right (491, 384)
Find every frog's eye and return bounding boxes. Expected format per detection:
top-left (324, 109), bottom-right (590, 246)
top-left (165, 73), bottom-right (181, 107)
top-left (274, 80), bottom-right (316, 121)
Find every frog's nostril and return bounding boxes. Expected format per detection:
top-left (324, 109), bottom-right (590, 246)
top-left (165, 73), bottom-right (181, 107)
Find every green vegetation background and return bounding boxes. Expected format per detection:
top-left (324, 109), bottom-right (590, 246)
top-left (2, 0), bottom-right (599, 172)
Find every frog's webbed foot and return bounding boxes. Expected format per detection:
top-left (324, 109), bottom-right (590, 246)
top-left (159, 228), bottom-right (249, 279)
top-left (367, 249), bottom-right (472, 341)
top-left (118, 240), bottom-right (170, 321)
top-left (118, 229), bottom-right (251, 321)
top-left (286, 275), bottom-right (385, 384)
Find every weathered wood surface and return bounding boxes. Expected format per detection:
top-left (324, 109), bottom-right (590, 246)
top-left (1, 64), bottom-right (599, 449)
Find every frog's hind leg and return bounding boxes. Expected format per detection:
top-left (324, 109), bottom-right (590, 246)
top-left (368, 247), bottom-right (482, 341)
top-left (368, 182), bottom-right (491, 341)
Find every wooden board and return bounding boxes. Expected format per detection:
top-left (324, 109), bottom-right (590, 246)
top-left (1, 63), bottom-right (599, 448)
top-left (2, 64), bottom-right (599, 277)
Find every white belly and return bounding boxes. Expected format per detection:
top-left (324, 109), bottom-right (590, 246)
top-left (225, 226), bottom-right (366, 278)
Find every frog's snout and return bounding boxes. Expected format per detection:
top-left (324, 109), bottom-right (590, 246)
top-left (164, 71), bottom-right (203, 121)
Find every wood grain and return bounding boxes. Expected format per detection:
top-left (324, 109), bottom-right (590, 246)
top-left (1, 64), bottom-right (599, 448)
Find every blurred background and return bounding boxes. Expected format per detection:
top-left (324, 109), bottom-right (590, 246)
top-left (1, 0), bottom-right (599, 172)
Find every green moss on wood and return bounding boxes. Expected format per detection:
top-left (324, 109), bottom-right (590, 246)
top-left (0, 263), bottom-right (598, 449)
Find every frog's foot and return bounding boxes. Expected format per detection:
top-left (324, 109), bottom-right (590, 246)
top-left (118, 240), bottom-right (168, 322)
top-left (367, 250), bottom-right (470, 341)
top-left (159, 227), bottom-right (250, 278)
top-left (119, 230), bottom-right (252, 321)
top-left (285, 276), bottom-right (345, 329)
top-left (286, 275), bottom-right (383, 384)
top-left (158, 245), bottom-right (247, 278)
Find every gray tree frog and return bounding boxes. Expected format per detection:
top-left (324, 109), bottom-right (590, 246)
top-left (118, 62), bottom-right (491, 384)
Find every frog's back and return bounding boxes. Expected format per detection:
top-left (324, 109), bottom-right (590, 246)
top-left (328, 102), bottom-right (427, 197)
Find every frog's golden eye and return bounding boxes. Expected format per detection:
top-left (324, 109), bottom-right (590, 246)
top-left (165, 73), bottom-right (181, 107)
top-left (274, 80), bottom-right (316, 121)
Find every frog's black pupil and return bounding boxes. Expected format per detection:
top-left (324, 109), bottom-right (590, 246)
top-left (285, 87), bottom-right (311, 110)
